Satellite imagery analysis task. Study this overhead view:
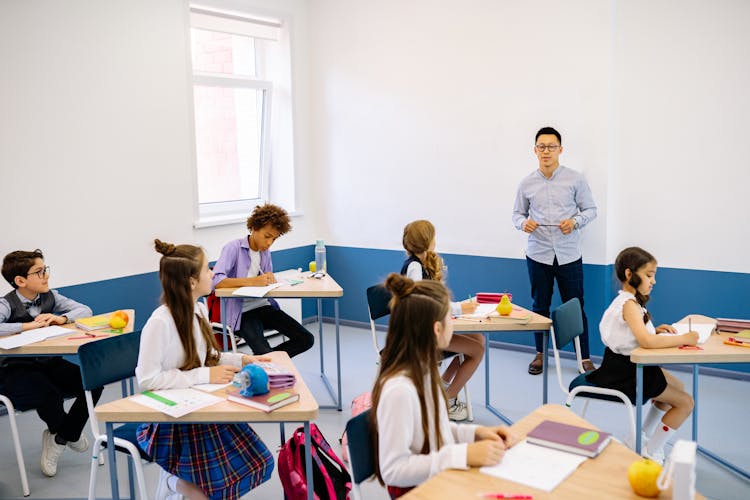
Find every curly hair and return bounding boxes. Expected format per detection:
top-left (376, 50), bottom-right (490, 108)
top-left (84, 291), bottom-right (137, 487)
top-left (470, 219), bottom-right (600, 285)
top-left (246, 204), bottom-right (291, 234)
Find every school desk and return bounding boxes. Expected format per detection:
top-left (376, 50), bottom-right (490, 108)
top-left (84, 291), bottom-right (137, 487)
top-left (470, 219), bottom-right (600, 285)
top-left (453, 307), bottom-right (552, 424)
top-left (401, 403), bottom-right (702, 499)
top-left (631, 314), bottom-right (750, 480)
top-left (94, 350), bottom-right (320, 500)
top-left (214, 273), bottom-right (344, 410)
top-left (0, 309), bottom-right (136, 357)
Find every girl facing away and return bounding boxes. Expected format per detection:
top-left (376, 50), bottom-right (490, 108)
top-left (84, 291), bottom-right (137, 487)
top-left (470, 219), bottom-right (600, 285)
top-left (586, 246), bottom-right (697, 463)
top-left (371, 273), bottom-right (516, 498)
top-left (136, 240), bottom-right (274, 500)
top-left (401, 219), bottom-right (485, 422)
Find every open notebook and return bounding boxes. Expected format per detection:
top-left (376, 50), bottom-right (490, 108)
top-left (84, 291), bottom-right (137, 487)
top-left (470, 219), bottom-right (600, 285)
top-left (669, 323), bottom-right (715, 344)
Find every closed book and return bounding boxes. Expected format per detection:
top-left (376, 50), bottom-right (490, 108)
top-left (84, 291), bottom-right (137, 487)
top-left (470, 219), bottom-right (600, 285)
top-left (526, 420), bottom-right (612, 458)
top-left (475, 292), bottom-right (513, 304)
top-left (254, 361), bottom-right (297, 388)
top-left (227, 387), bottom-right (299, 413)
top-left (75, 313), bottom-right (112, 331)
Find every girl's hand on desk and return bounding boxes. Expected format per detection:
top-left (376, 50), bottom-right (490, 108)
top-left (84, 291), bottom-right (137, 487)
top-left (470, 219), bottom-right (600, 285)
top-left (476, 425), bottom-right (518, 448)
top-left (656, 324), bottom-right (677, 334)
top-left (461, 301), bottom-right (478, 314)
top-left (209, 364), bottom-right (240, 384)
top-left (242, 354), bottom-right (272, 366)
top-left (681, 331), bottom-right (699, 346)
top-left (467, 439), bottom-right (506, 467)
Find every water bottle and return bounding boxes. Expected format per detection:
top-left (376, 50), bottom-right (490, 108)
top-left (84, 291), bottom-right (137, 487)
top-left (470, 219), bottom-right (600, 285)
top-left (315, 240), bottom-right (327, 274)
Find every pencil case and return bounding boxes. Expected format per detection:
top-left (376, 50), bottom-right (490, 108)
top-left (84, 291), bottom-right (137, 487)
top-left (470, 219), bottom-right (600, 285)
top-left (475, 292), bottom-right (512, 304)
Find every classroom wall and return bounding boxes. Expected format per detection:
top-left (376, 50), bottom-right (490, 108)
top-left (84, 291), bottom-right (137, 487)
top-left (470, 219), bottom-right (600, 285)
top-left (0, 0), bottom-right (317, 295)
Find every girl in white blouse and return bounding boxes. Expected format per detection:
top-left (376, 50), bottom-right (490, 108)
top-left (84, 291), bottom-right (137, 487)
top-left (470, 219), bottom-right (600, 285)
top-left (371, 273), bottom-right (516, 498)
top-left (586, 247), bottom-right (698, 463)
top-left (136, 240), bottom-right (272, 500)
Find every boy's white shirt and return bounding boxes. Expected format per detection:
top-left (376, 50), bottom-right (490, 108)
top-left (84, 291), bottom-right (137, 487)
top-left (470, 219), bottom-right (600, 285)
top-left (377, 372), bottom-right (478, 487)
top-left (136, 302), bottom-right (244, 390)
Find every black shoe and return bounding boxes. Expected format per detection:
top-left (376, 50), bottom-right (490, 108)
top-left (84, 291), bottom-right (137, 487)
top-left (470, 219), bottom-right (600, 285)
top-left (528, 353), bottom-right (543, 375)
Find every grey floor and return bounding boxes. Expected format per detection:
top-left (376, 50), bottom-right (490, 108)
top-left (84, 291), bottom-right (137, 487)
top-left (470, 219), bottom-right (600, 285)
top-left (1, 323), bottom-right (748, 499)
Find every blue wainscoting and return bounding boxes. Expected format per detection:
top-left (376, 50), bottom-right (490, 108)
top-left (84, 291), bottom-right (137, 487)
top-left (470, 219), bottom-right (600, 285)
top-left (57, 244), bottom-right (750, 375)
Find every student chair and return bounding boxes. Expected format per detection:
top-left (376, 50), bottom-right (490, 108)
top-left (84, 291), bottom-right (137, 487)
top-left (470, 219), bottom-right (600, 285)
top-left (0, 389), bottom-right (30, 496)
top-left (550, 298), bottom-right (637, 449)
top-left (344, 409), bottom-right (375, 500)
top-left (77, 331), bottom-right (152, 500)
top-left (365, 284), bottom-right (473, 421)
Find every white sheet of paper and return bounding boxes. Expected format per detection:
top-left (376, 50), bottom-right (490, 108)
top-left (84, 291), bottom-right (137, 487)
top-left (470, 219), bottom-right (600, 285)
top-left (131, 389), bottom-right (223, 418)
top-left (274, 268), bottom-right (304, 284)
top-left (192, 382), bottom-right (233, 393)
top-left (0, 325), bottom-right (72, 350)
top-left (231, 282), bottom-right (284, 298)
top-left (479, 440), bottom-right (588, 492)
top-left (670, 323), bottom-right (714, 344)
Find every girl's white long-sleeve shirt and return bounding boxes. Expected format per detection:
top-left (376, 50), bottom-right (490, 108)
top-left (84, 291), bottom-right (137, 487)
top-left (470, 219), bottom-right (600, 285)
top-left (377, 372), bottom-right (478, 487)
top-left (136, 302), bottom-right (244, 390)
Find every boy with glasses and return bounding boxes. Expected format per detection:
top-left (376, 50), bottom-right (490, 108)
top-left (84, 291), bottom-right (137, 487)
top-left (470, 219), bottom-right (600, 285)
top-left (512, 127), bottom-right (598, 375)
top-left (0, 249), bottom-right (102, 477)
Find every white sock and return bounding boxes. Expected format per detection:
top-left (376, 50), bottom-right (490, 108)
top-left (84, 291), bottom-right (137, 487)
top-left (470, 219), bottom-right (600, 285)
top-left (643, 404), bottom-right (667, 436)
top-left (646, 422), bottom-right (675, 455)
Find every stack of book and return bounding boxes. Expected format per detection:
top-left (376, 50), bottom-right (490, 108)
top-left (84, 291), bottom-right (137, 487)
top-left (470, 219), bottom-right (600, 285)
top-left (227, 386), bottom-right (299, 412)
top-left (716, 318), bottom-right (750, 333)
top-left (75, 313), bottom-right (112, 331)
top-left (254, 361), bottom-right (296, 388)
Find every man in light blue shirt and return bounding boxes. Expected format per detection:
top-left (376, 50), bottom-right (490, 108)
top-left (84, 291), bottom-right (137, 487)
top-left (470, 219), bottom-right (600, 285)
top-left (513, 127), bottom-right (597, 375)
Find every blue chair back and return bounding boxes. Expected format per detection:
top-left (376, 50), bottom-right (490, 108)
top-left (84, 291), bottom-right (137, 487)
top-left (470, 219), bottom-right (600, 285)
top-left (551, 298), bottom-right (584, 350)
top-left (78, 331), bottom-right (141, 391)
top-left (366, 285), bottom-right (391, 321)
top-left (344, 409), bottom-right (374, 484)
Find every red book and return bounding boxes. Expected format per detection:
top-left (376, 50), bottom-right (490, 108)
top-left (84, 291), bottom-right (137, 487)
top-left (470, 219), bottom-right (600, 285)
top-left (475, 292), bottom-right (512, 304)
top-left (227, 387), bottom-right (299, 413)
top-left (526, 420), bottom-right (612, 458)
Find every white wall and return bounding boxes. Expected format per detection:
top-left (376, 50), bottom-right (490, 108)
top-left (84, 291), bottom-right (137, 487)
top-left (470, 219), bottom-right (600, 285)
top-left (0, 0), bottom-right (315, 293)
top-left (309, 0), bottom-right (750, 274)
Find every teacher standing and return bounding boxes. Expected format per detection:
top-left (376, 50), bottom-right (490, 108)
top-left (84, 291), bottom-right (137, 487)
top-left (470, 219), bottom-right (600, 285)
top-left (512, 126), bottom-right (597, 375)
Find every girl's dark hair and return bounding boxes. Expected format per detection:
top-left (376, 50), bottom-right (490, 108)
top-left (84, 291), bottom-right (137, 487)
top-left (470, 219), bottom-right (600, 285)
top-left (370, 273), bottom-right (451, 485)
top-left (154, 239), bottom-right (220, 370)
top-left (246, 203), bottom-right (291, 234)
top-left (614, 246), bottom-right (657, 324)
top-left (402, 219), bottom-right (443, 281)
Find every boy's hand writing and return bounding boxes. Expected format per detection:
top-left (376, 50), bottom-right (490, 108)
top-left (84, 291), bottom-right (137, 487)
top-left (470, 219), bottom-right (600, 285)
top-left (476, 425), bottom-right (518, 448)
top-left (209, 364), bottom-right (240, 384)
top-left (467, 439), bottom-right (506, 467)
top-left (251, 272), bottom-right (276, 286)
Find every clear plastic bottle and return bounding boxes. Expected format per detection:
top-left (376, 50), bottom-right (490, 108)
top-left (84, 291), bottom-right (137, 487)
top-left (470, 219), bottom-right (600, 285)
top-left (315, 239), bottom-right (327, 274)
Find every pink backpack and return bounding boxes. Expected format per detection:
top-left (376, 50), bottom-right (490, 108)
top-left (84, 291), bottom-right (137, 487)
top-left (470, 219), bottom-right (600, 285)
top-left (278, 423), bottom-right (352, 500)
top-left (340, 392), bottom-right (372, 463)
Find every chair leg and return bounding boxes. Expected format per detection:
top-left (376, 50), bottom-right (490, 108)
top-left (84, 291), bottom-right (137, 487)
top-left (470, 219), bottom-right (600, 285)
top-left (88, 437), bottom-right (105, 500)
top-left (2, 396), bottom-right (30, 497)
top-left (580, 399), bottom-right (590, 418)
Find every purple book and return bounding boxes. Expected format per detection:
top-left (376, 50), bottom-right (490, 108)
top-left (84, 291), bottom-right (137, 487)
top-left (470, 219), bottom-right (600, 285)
top-left (526, 420), bottom-right (612, 458)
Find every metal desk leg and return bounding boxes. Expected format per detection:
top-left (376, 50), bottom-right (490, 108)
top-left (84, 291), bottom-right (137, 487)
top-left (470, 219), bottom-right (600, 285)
top-left (305, 421), bottom-right (313, 500)
top-left (636, 364), bottom-right (643, 454)
top-left (318, 298), bottom-right (342, 410)
top-left (107, 422), bottom-right (119, 500)
top-left (220, 297), bottom-right (229, 352)
top-left (542, 331), bottom-right (549, 404)
top-left (483, 331), bottom-right (512, 425)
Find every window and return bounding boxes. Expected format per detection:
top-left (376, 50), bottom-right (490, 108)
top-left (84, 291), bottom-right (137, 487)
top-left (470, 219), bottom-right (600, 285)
top-left (189, 6), bottom-right (295, 227)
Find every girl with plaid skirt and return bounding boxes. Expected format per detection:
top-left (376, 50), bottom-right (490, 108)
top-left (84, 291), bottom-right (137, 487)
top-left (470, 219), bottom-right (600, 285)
top-left (135, 239), bottom-right (275, 499)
